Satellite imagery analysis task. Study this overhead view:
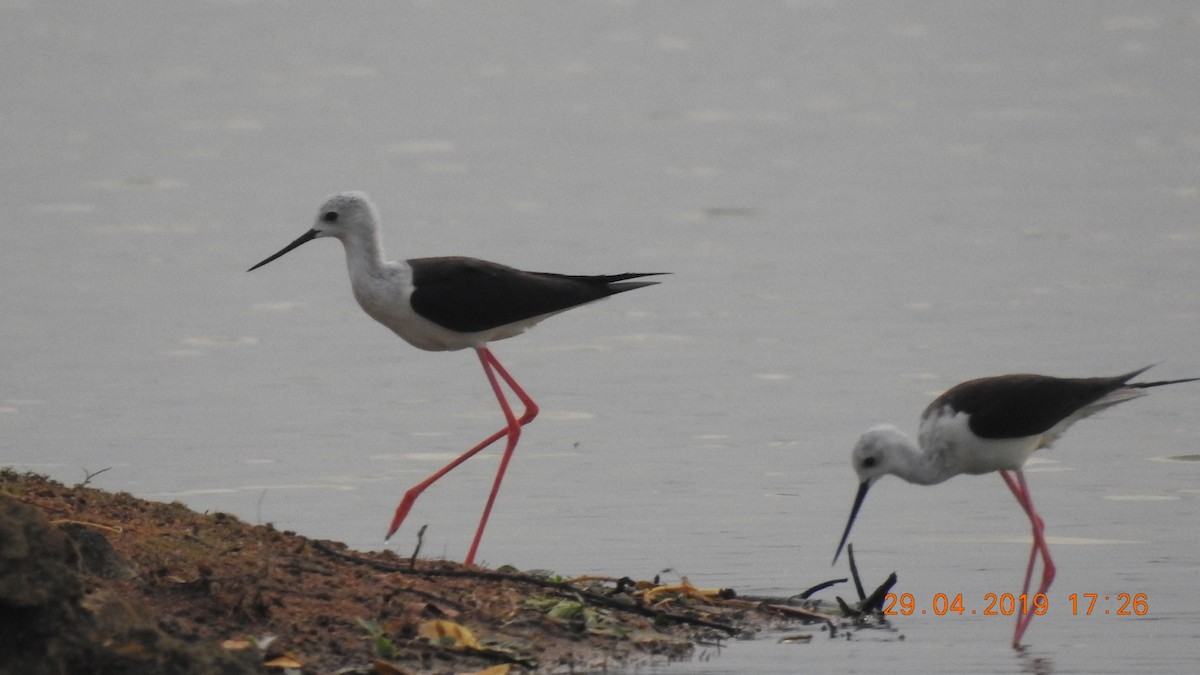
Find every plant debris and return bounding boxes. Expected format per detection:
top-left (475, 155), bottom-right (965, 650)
top-left (1, 469), bottom-right (890, 673)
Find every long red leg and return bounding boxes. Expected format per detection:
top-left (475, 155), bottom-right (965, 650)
top-left (1000, 470), bottom-right (1056, 648)
top-left (1016, 470), bottom-right (1056, 605)
top-left (384, 347), bottom-right (537, 566)
top-left (463, 348), bottom-right (538, 565)
top-left (1001, 471), bottom-right (1040, 597)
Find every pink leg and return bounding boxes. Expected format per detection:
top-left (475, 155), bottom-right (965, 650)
top-left (1015, 470), bottom-right (1056, 596)
top-left (385, 347), bottom-right (538, 567)
top-left (464, 348), bottom-right (538, 565)
top-left (1000, 470), bottom-right (1057, 648)
top-left (1001, 471), bottom-right (1040, 598)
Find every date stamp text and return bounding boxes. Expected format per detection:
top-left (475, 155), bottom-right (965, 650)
top-left (882, 593), bottom-right (1149, 617)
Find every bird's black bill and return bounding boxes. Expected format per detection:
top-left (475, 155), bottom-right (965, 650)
top-left (247, 229), bottom-right (318, 272)
top-left (832, 480), bottom-right (871, 566)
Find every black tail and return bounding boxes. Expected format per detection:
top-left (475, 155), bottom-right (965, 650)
top-left (608, 277), bottom-right (667, 294)
top-left (1133, 377), bottom-right (1200, 390)
top-left (569, 272), bottom-right (669, 295)
top-left (602, 272), bottom-right (670, 283)
top-left (1123, 364), bottom-right (1200, 389)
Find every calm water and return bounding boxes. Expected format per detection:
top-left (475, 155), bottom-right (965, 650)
top-left (4, 2), bottom-right (1200, 672)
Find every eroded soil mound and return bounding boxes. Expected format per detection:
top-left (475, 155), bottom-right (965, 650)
top-left (1, 470), bottom-right (856, 674)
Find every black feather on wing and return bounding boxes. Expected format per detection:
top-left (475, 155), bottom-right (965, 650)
top-left (923, 373), bottom-right (1135, 440)
top-left (408, 256), bottom-right (663, 333)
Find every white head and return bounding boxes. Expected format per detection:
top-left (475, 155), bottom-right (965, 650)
top-left (832, 424), bottom-right (914, 565)
top-left (308, 192), bottom-right (380, 241)
top-left (850, 424), bottom-right (913, 485)
top-left (247, 192), bottom-right (381, 272)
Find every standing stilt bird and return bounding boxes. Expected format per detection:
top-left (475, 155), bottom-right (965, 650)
top-left (249, 192), bottom-right (664, 565)
top-left (832, 365), bottom-right (1196, 647)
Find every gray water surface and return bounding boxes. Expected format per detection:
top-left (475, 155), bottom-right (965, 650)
top-left (4, 2), bottom-right (1200, 672)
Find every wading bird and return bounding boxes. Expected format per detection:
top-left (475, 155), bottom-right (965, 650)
top-left (249, 192), bottom-right (664, 565)
top-left (832, 365), bottom-right (1196, 646)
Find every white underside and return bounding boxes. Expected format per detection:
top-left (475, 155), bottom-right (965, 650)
top-left (918, 386), bottom-right (1148, 476)
top-left (364, 297), bottom-right (552, 352)
top-left (348, 258), bottom-right (561, 352)
top-left (919, 413), bottom-right (1040, 475)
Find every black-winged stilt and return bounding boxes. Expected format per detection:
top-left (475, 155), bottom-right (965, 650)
top-left (249, 191), bottom-right (664, 565)
top-left (832, 365), bottom-right (1196, 647)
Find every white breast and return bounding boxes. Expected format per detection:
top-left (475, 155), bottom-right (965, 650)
top-left (919, 411), bottom-right (1042, 475)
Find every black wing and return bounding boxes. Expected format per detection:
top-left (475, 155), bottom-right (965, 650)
top-left (924, 371), bottom-right (1142, 440)
top-left (408, 256), bottom-right (663, 333)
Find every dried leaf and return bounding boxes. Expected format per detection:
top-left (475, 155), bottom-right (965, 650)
top-left (641, 576), bottom-right (725, 603)
top-left (418, 619), bottom-right (481, 649)
top-left (263, 655), bottom-right (304, 668)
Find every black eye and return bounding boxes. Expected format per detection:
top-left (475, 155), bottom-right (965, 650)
top-left (322, 211), bottom-right (339, 223)
top-left (861, 456), bottom-right (878, 469)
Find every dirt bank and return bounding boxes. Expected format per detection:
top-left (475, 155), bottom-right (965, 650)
top-left (1, 470), bottom-right (876, 674)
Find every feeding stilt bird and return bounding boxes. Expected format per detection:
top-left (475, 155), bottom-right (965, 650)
top-left (832, 365), bottom-right (1197, 647)
top-left (249, 191), bottom-right (664, 565)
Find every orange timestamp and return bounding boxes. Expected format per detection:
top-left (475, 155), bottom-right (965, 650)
top-left (883, 592), bottom-right (1149, 617)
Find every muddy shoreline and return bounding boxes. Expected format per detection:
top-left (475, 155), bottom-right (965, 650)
top-left (1, 470), bottom-right (879, 674)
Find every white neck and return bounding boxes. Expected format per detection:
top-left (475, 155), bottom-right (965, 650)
top-left (340, 226), bottom-right (387, 281)
top-left (878, 430), bottom-right (955, 486)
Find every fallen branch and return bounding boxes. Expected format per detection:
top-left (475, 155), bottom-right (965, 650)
top-left (796, 577), bottom-right (847, 600)
top-left (75, 467), bottom-right (112, 489)
top-left (765, 603), bottom-right (838, 625)
top-left (313, 541), bottom-right (739, 635)
top-left (408, 524), bottom-right (427, 569)
top-left (861, 572), bottom-right (897, 614)
top-left (847, 543), bottom-right (866, 601)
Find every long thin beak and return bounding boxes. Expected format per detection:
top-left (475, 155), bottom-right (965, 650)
top-left (832, 480), bottom-right (871, 565)
top-left (247, 229), bottom-right (318, 272)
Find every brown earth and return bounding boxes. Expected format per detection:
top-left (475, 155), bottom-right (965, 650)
top-left (0, 469), bottom-right (873, 674)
